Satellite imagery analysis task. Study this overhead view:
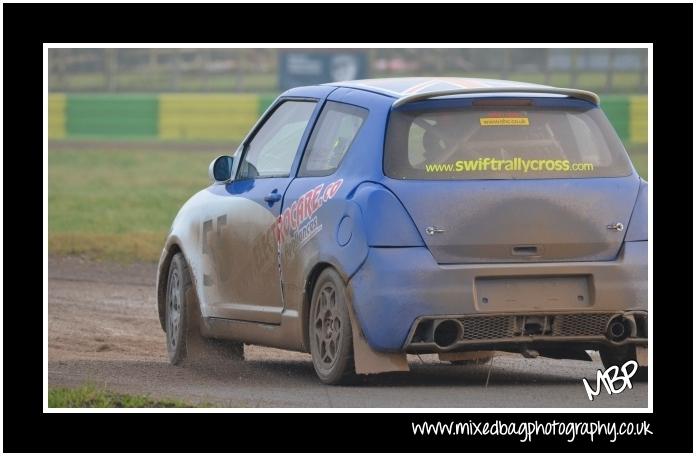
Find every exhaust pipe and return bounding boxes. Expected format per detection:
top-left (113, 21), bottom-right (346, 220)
top-left (433, 319), bottom-right (463, 349)
top-left (606, 315), bottom-right (636, 342)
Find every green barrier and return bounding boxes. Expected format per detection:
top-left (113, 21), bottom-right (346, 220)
top-left (258, 93), bottom-right (278, 117)
top-left (601, 96), bottom-right (630, 142)
top-left (66, 94), bottom-right (159, 137)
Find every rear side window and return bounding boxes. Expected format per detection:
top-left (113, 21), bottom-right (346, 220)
top-left (384, 100), bottom-right (633, 180)
top-left (299, 101), bottom-right (368, 177)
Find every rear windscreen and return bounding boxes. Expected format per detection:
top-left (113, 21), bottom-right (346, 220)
top-left (384, 100), bottom-right (634, 180)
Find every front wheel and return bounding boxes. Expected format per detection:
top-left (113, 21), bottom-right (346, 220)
top-left (165, 253), bottom-right (243, 365)
top-left (308, 268), bottom-right (355, 385)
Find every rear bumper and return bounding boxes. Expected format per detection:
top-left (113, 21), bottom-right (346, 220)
top-left (348, 241), bottom-right (648, 352)
top-left (403, 311), bottom-right (647, 353)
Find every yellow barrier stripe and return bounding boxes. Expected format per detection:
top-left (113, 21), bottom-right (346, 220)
top-left (48, 93), bottom-right (67, 139)
top-left (159, 94), bottom-right (259, 140)
top-left (629, 96), bottom-right (648, 144)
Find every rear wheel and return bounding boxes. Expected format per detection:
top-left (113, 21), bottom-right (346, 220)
top-left (599, 346), bottom-right (647, 382)
top-left (165, 253), bottom-right (243, 365)
top-left (309, 268), bottom-right (355, 385)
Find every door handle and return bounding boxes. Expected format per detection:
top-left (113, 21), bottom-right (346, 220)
top-left (264, 191), bottom-right (282, 204)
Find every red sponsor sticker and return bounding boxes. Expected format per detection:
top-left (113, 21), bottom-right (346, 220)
top-left (273, 179), bottom-right (343, 245)
top-left (484, 111), bottom-right (526, 118)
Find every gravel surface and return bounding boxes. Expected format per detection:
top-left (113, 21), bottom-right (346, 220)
top-left (48, 256), bottom-right (648, 408)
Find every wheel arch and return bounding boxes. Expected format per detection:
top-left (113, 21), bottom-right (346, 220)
top-left (301, 261), bottom-right (349, 352)
top-left (300, 258), bottom-right (409, 375)
top-left (156, 240), bottom-right (183, 331)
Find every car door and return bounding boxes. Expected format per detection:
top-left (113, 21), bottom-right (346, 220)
top-left (278, 101), bottom-right (370, 314)
top-left (204, 99), bottom-right (318, 324)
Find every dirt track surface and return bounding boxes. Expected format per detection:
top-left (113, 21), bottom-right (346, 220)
top-left (48, 256), bottom-right (648, 408)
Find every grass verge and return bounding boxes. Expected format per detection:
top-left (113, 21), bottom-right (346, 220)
top-left (48, 384), bottom-right (208, 408)
top-left (49, 231), bottom-right (167, 263)
top-left (48, 147), bottom-right (221, 262)
top-left (48, 142), bottom-right (648, 263)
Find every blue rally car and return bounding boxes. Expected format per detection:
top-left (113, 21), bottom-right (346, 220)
top-left (156, 78), bottom-right (648, 384)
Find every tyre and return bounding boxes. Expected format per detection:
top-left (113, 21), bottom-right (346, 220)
top-left (308, 268), bottom-right (355, 385)
top-left (165, 253), bottom-right (243, 365)
top-left (599, 346), bottom-right (647, 382)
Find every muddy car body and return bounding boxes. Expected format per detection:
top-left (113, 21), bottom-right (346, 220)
top-left (156, 78), bottom-right (649, 384)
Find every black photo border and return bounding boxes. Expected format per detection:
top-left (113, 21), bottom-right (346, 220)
top-left (3, 2), bottom-right (692, 452)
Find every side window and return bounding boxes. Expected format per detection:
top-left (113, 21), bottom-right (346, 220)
top-left (298, 101), bottom-right (368, 177)
top-left (237, 100), bottom-right (316, 179)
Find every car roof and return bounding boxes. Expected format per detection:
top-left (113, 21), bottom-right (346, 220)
top-left (323, 77), bottom-right (600, 106)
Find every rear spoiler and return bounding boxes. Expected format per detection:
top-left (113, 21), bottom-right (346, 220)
top-left (392, 87), bottom-right (600, 108)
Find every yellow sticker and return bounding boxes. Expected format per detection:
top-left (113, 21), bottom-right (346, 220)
top-left (480, 117), bottom-right (530, 126)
